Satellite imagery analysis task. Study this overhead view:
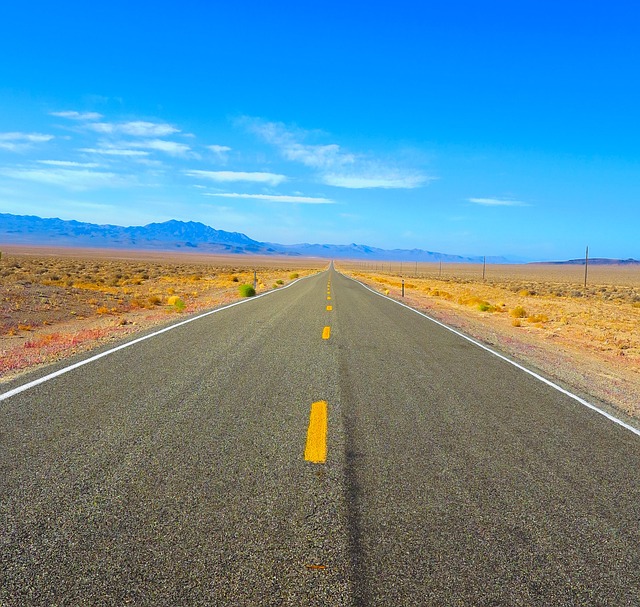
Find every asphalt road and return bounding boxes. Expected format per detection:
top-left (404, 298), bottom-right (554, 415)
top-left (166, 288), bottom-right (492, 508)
top-left (2, 267), bottom-right (640, 606)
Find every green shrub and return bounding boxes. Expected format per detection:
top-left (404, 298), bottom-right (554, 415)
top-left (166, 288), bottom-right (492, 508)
top-left (289, 272), bottom-right (299, 279)
top-left (275, 279), bottom-right (284, 285)
top-left (477, 301), bottom-right (495, 312)
top-left (239, 284), bottom-right (256, 297)
top-left (167, 295), bottom-right (186, 311)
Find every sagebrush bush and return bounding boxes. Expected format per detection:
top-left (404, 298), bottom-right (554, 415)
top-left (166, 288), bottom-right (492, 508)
top-left (510, 306), bottom-right (527, 318)
top-left (289, 273), bottom-right (299, 279)
top-left (477, 301), bottom-right (496, 312)
top-left (527, 313), bottom-right (548, 323)
top-left (167, 295), bottom-right (186, 311)
top-left (239, 284), bottom-right (256, 297)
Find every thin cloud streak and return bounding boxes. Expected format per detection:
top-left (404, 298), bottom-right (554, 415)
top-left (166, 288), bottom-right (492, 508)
top-left (324, 172), bottom-right (430, 189)
top-left (185, 169), bottom-right (287, 186)
top-left (468, 197), bottom-right (529, 207)
top-left (0, 167), bottom-right (127, 191)
top-left (0, 132), bottom-right (54, 151)
top-left (207, 145), bottom-right (231, 154)
top-left (50, 110), bottom-right (103, 121)
top-left (125, 139), bottom-right (192, 156)
top-left (79, 147), bottom-right (149, 157)
top-left (86, 121), bottom-right (180, 137)
top-left (39, 160), bottom-right (101, 168)
top-left (204, 192), bottom-right (334, 204)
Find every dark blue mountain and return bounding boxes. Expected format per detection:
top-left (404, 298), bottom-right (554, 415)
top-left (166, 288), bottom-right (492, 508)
top-left (0, 212), bottom-right (516, 262)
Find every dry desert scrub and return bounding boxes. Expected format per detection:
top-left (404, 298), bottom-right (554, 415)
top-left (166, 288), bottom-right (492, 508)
top-left (0, 247), bottom-right (322, 381)
top-left (338, 261), bottom-right (640, 419)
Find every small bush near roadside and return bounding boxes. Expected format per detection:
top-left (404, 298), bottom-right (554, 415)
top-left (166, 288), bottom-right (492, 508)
top-left (527, 313), bottom-right (548, 323)
top-left (290, 273), bottom-right (299, 279)
top-left (239, 284), bottom-right (256, 297)
top-left (275, 279), bottom-right (284, 285)
top-left (167, 295), bottom-right (186, 311)
top-left (477, 301), bottom-right (496, 312)
top-left (510, 306), bottom-right (527, 318)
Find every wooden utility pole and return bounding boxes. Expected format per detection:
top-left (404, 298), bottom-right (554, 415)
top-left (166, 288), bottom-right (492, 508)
top-left (482, 256), bottom-right (486, 280)
top-left (584, 246), bottom-right (589, 288)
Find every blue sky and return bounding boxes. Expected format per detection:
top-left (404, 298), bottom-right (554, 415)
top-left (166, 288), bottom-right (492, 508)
top-left (1, 1), bottom-right (638, 261)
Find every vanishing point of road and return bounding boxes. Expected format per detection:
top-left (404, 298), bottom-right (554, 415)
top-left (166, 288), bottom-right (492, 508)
top-left (2, 266), bottom-right (640, 606)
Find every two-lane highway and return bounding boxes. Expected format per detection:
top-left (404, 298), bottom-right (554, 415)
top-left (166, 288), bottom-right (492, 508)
top-left (2, 267), bottom-right (640, 605)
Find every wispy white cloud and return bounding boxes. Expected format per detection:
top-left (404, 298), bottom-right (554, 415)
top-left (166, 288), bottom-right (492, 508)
top-left (86, 121), bottom-right (180, 137)
top-left (245, 118), bottom-right (431, 190)
top-left (50, 110), bottom-right (103, 121)
top-left (124, 138), bottom-right (192, 156)
top-left (82, 139), bottom-right (192, 157)
top-left (208, 144), bottom-right (231, 154)
top-left (0, 132), bottom-right (54, 152)
top-left (0, 167), bottom-right (128, 191)
top-left (204, 192), bottom-right (334, 204)
top-left (468, 197), bottom-right (529, 207)
top-left (39, 160), bottom-right (101, 168)
top-left (324, 170), bottom-right (429, 189)
top-left (79, 147), bottom-right (149, 157)
top-left (246, 119), bottom-right (354, 170)
top-left (185, 169), bottom-right (287, 186)
top-left (207, 144), bottom-right (231, 162)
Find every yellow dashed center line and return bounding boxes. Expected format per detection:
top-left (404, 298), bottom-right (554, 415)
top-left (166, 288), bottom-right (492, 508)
top-left (304, 401), bottom-right (328, 463)
top-left (322, 326), bottom-right (331, 339)
top-left (326, 305), bottom-right (332, 311)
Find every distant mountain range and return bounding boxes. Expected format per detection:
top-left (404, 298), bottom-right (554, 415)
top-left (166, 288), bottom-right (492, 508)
top-left (0, 213), bottom-right (637, 264)
top-left (0, 213), bottom-right (502, 262)
top-left (540, 258), bottom-right (640, 266)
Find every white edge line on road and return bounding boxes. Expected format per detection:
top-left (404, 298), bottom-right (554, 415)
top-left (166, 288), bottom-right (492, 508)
top-left (0, 271), bottom-right (325, 403)
top-left (342, 272), bottom-right (640, 439)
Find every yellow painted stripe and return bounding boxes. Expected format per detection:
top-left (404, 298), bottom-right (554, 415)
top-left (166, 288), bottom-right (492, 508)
top-left (326, 305), bottom-right (332, 311)
top-left (322, 326), bottom-right (331, 339)
top-left (327, 296), bottom-right (331, 300)
top-left (304, 401), bottom-right (328, 463)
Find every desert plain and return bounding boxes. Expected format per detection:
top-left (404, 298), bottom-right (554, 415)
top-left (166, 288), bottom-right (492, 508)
top-left (1, 247), bottom-right (639, 421)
